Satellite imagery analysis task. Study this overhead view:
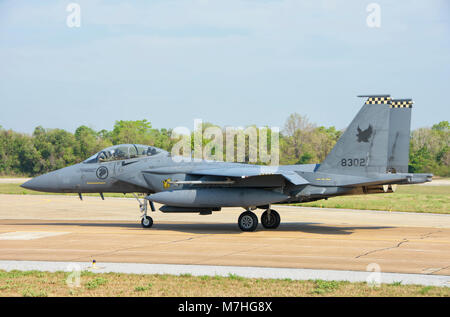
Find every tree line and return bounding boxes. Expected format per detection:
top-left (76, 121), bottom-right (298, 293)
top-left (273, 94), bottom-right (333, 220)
top-left (0, 117), bottom-right (448, 177)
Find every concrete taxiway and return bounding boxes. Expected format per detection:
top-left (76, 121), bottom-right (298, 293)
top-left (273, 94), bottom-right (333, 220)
top-left (0, 194), bottom-right (449, 285)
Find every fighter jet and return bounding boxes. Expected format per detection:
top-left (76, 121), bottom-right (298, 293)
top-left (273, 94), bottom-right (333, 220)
top-left (22, 95), bottom-right (432, 231)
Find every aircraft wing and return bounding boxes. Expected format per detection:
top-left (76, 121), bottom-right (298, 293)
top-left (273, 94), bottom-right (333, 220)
top-left (188, 168), bottom-right (310, 186)
top-left (143, 166), bottom-right (309, 186)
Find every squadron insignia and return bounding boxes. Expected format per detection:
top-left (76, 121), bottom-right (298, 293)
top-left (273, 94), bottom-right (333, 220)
top-left (356, 125), bottom-right (373, 143)
top-left (96, 166), bottom-right (108, 179)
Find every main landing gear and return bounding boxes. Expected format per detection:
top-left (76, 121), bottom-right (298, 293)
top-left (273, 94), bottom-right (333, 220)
top-left (133, 193), bottom-right (155, 228)
top-left (132, 192), bottom-right (281, 232)
top-left (238, 211), bottom-right (258, 232)
top-left (237, 208), bottom-right (280, 232)
top-left (261, 209), bottom-right (281, 229)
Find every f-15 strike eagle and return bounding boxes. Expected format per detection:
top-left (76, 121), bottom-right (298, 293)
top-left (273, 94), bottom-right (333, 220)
top-left (22, 95), bottom-right (432, 231)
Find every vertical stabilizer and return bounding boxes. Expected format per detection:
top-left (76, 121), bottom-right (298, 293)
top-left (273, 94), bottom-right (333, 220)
top-left (387, 99), bottom-right (413, 173)
top-left (317, 95), bottom-right (391, 176)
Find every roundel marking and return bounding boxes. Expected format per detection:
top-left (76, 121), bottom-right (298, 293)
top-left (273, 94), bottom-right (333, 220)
top-left (96, 166), bottom-right (109, 179)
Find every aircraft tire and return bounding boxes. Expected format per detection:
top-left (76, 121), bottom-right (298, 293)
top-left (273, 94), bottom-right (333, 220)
top-left (261, 209), bottom-right (280, 229)
top-left (238, 211), bottom-right (258, 232)
top-left (141, 216), bottom-right (153, 228)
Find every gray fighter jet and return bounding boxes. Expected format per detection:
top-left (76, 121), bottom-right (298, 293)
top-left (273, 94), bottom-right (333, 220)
top-left (22, 95), bottom-right (432, 231)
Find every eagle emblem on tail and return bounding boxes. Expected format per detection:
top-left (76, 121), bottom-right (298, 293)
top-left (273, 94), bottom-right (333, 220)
top-left (356, 125), bottom-right (373, 143)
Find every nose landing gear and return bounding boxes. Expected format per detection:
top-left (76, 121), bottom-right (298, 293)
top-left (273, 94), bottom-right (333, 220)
top-left (133, 193), bottom-right (155, 228)
top-left (141, 216), bottom-right (153, 228)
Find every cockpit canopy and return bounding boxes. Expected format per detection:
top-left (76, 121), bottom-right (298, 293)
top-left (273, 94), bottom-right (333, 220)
top-left (83, 144), bottom-right (165, 163)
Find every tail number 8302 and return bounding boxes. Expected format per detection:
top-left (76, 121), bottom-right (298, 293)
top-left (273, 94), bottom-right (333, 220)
top-left (341, 158), bottom-right (366, 167)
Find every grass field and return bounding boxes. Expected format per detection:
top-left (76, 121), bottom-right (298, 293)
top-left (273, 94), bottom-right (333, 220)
top-left (296, 185), bottom-right (449, 214)
top-left (0, 183), bottom-right (136, 198)
top-left (0, 183), bottom-right (448, 214)
top-left (0, 270), bottom-right (448, 297)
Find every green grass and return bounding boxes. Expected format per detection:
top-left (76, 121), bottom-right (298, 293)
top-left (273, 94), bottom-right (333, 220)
top-left (295, 185), bottom-right (450, 214)
top-left (0, 183), bottom-right (137, 198)
top-left (390, 281), bottom-right (403, 286)
top-left (0, 269), bottom-right (448, 297)
top-left (85, 277), bottom-right (108, 289)
top-left (0, 175), bottom-right (29, 178)
top-left (420, 286), bottom-right (433, 295)
top-left (134, 283), bottom-right (153, 292)
top-left (311, 280), bottom-right (342, 294)
top-left (228, 273), bottom-right (245, 281)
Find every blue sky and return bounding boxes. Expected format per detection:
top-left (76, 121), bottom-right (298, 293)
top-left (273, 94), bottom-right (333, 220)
top-left (0, 0), bottom-right (449, 134)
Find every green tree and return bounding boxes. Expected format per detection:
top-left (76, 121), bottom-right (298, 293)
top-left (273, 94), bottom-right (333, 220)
top-left (0, 117), bottom-right (448, 177)
top-left (74, 125), bottom-right (112, 159)
top-left (431, 121), bottom-right (449, 132)
top-left (32, 127), bottom-right (78, 173)
top-left (0, 129), bottom-right (41, 175)
top-left (111, 119), bottom-right (154, 145)
top-left (409, 121), bottom-right (449, 176)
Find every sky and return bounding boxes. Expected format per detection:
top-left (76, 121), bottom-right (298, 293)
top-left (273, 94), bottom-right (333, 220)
top-left (0, 0), bottom-right (449, 134)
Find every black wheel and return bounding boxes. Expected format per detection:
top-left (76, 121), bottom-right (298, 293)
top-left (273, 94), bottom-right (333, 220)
top-left (261, 209), bottom-right (280, 229)
top-left (141, 216), bottom-right (153, 228)
top-left (238, 211), bottom-right (258, 232)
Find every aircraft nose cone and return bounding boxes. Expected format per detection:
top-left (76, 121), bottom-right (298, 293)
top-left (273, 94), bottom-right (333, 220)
top-left (21, 165), bottom-right (82, 193)
top-left (20, 179), bottom-right (35, 190)
top-left (21, 172), bottom-right (60, 192)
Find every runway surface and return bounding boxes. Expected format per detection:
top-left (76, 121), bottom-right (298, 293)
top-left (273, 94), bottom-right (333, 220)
top-left (0, 194), bottom-right (449, 284)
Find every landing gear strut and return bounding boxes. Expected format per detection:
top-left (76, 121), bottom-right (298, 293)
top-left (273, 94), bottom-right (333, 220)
top-left (133, 193), bottom-right (154, 228)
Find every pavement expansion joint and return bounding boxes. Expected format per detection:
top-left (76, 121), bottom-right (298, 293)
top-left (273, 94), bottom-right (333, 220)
top-left (167, 236), bottom-right (203, 244)
top-left (429, 265), bottom-right (450, 275)
top-left (68, 245), bottom-right (142, 263)
top-left (355, 238), bottom-right (409, 259)
top-left (418, 230), bottom-right (442, 240)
